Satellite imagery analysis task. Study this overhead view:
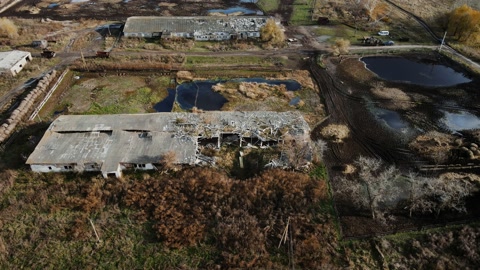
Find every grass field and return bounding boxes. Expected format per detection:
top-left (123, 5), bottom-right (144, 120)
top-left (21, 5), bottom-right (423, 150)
top-left (290, 0), bottom-right (316, 25)
top-left (257, 0), bottom-right (280, 13)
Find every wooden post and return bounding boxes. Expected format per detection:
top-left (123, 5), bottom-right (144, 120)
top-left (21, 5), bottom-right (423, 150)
top-left (89, 218), bottom-right (101, 243)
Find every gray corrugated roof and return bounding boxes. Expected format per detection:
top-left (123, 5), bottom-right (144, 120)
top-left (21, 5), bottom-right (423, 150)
top-left (123, 16), bottom-right (268, 34)
top-left (26, 112), bottom-right (310, 168)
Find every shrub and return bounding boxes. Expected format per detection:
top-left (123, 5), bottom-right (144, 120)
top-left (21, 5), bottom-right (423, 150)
top-left (320, 124), bottom-right (350, 143)
top-left (0, 18), bottom-right (18, 39)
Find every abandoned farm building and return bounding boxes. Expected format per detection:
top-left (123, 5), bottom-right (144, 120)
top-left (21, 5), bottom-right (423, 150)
top-left (26, 112), bottom-right (311, 178)
top-left (123, 16), bottom-right (269, 40)
top-left (0, 50), bottom-right (32, 76)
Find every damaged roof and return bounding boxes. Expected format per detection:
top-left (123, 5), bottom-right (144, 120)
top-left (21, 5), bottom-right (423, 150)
top-left (123, 16), bottom-right (268, 34)
top-left (26, 111), bottom-right (310, 168)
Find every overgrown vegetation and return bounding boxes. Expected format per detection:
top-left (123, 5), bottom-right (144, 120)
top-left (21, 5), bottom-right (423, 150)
top-left (0, 166), bottom-right (342, 268)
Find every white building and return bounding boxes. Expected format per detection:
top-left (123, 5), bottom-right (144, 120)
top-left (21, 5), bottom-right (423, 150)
top-left (0, 50), bottom-right (32, 76)
top-left (26, 112), bottom-right (311, 178)
top-left (123, 16), bottom-right (268, 41)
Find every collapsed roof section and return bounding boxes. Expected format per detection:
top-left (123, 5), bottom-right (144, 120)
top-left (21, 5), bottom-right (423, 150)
top-left (123, 16), bottom-right (268, 36)
top-left (26, 111), bottom-right (311, 177)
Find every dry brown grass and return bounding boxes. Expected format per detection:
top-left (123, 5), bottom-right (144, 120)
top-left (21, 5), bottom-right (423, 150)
top-left (0, 18), bottom-right (18, 39)
top-left (321, 124), bottom-right (350, 143)
top-left (370, 82), bottom-right (414, 110)
top-left (409, 131), bottom-right (454, 164)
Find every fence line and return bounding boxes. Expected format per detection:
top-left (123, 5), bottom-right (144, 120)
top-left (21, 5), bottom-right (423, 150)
top-left (29, 69), bottom-right (68, 121)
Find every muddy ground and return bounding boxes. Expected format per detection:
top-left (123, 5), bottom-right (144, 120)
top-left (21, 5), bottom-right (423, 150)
top-left (2, 0), bottom-right (271, 21)
top-left (311, 53), bottom-right (480, 236)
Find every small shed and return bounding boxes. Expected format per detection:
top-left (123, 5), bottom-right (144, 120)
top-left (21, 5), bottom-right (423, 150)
top-left (32, 40), bottom-right (48, 49)
top-left (0, 50), bottom-right (32, 76)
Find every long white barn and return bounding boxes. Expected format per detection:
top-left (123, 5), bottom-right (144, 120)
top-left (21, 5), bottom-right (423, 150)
top-left (26, 112), bottom-right (311, 178)
top-left (123, 16), bottom-right (269, 41)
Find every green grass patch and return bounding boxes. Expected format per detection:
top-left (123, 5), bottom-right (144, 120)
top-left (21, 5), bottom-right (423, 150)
top-left (289, 0), bottom-right (316, 26)
top-left (185, 55), bottom-right (276, 67)
top-left (257, 0), bottom-right (280, 13)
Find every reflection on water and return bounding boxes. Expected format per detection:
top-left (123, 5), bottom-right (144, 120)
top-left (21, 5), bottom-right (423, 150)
top-left (177, 81), bottom-right (228, 111)
top-left (362, 56), bottom-right (472, 87)
top-left (442, 110), bottom-right (480, 131)
top-left (208, 7), bottom-right (263, 15)
top-left (376, 109), bottom-right (408, 130)
top-left (153, 78), bottom-right (302, 112)
top-left (153, 89), bottom-right (176, 112)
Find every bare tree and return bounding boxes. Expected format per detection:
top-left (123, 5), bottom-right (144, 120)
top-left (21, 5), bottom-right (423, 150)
top-left (336, 156), bottom-right (402, 222)
top-left (407, 172), bottom-right (475, 217)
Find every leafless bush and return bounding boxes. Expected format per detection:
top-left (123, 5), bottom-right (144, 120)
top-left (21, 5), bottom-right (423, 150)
top-left (160, 151), bottom-right (177, 171)
top-left (407, 172), bottom-right (476, 217)
top-left (280, 133), bottom-right (312, 169)
top-left (336, 156), bottom-right (403, 222)
top-left (321, 124), bottom-right (350, 143)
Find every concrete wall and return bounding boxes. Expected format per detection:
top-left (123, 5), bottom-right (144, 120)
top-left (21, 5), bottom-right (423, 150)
top-left (8, 52), bottom-right (32, 76)
top-left (31, 164), bottom-right (75, 173)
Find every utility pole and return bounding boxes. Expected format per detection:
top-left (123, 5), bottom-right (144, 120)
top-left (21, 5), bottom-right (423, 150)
top-left (439, 31), bottom-right (447, 52)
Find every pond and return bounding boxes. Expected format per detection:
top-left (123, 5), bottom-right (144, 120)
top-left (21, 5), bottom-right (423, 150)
top-left (153, 89), bottom-right (176, 112)
top-left (441, 110), bottom-right (480, 131)
top-left (361, 56), bottom-right (472, 87)
top-left (208, 7), bottom-right (263, 15)
top-left (47, 3), bottom-right (59, 8)
top-left (153, 78), bottom-right (302, 112)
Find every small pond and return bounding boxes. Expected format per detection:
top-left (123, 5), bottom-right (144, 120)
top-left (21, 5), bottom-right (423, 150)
top-left (153, 89), bottom-right (176, 112)
top-left (208, 7), bottom-right (262, 15)
top-left (47, 3), bottom-right (59, 8)
top-left (153, 78), bottom-right (302, 111)
top-left (441, 110), bottom-right (480, 131)
top-left (361, 56), bottom-right (472, 87)
top-left (375, 108), bottom-right (409, 131)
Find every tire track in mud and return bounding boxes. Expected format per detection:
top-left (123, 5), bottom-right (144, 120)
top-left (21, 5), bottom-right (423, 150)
top-left (310, 62), bottom-right (382, 162)
top-left (310, 60), bottom-right (418, 166)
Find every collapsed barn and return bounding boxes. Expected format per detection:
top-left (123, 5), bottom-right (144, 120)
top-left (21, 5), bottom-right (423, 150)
top-left (123, 16), bottom-right (269, 40)
top-left (26, 111), bottom-right (312, 178)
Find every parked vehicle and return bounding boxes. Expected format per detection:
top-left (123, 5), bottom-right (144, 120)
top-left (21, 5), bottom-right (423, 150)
top-left (378, 30), bottom-right (390, 36)
top-left (41, 50), bottom-right (56, 58)
top-left (384, 40), bottom-right (395, 46)
top-left (96, 51), bottom-right (110, 58)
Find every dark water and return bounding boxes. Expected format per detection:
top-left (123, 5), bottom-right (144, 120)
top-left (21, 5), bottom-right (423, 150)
top-left (154, 78), bottom-right (302, 111)
top-left (208, 7), bottom-right (262, 15)
top-left (376, 109), bottom-right (408, 130)
top-left (153, 89), bottom-right (176, 112)
top-left (362, 56), bottom-right (472, 87)
top-left (177, 81), bottom-right (228, 111)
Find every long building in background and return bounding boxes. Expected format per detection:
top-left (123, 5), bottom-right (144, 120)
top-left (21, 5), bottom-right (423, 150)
top-left (123, 16), bottom-right (269, 40)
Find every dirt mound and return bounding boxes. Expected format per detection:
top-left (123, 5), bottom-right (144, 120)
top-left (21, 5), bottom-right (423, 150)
top-left (370, 82), bottom-right (414, 110)
top-left (213, 82), bottom-right (291, 100)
